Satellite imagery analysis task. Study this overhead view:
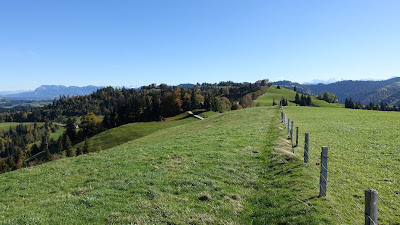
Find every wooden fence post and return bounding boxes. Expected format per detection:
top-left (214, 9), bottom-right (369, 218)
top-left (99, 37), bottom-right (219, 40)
top-left (365, 189), bottom-right (378, 225)
top-left (287, 118), bottom-right (290, 134)
top-left (291, 121), bottom-right (294, 138)
top-left (304, 133), bottom-right (309, 163)
top-left (295, 127), bottom-right (299, 147)
top-left (319, 146), bottom-right (328, 197)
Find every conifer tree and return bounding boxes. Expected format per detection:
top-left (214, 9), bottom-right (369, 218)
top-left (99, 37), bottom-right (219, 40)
top-left (306, 95), bottom-right (312, 106)
top-left (295, 93), bottom-right (300, 104)
top-left (191, 89), bottom-right (199, 110)
top-left (44, 149), bottom-right (52, 161)
top-left (65, 118), bottom-right (76, 143)
top-left (83, 138), bottom-right (89, 154)
top-left (65, 136), bottom-right (73, 157)
top-left (76, 147), bottom-right (82, 156)
top-left (57, 135), bottom-right (64, 153)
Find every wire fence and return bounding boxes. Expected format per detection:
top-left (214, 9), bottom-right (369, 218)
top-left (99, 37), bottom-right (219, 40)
top-left (280, 108), bottom-right (400, 224)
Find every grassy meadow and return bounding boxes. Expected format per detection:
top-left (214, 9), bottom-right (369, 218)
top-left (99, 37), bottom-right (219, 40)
top-left (284, 106), bottom-right (400, 224)
top-left (0, 122), bottom-right (44, 132)
top-left (254, 86), bottom-right (343, 108)
top-left (73, 112), bottom-right (199, 152)
top-left (0, 107), bottom-right (339, 224)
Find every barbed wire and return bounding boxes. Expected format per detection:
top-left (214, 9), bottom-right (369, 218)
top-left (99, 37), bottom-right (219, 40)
top-left (321, 184), bottom-right (347, 224)
top-left (321, 163), bottom-right (365, 218)
top-left (320, 172), bottom-right (360, 224)
top-left (378, 196), bottom-right (400, 218)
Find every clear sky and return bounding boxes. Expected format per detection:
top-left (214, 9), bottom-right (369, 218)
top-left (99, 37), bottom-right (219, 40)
top-left (1, 0), bottom-right (400, 91)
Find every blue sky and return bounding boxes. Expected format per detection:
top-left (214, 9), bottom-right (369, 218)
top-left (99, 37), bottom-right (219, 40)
top-left (1, 0), bottom-right (400, 91)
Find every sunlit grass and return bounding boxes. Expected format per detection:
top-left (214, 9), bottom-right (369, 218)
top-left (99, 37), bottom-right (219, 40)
top-left (254, 86), bottom-right (343, 108)
top-left (284, 106), bottom-right (400, 224)
top-left (0, 107), bottom-right (339, 224)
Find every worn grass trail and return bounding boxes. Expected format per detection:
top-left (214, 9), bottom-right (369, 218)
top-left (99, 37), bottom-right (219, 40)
top-left (0, 107), bottom-right (337, 224)
top-left (284, 106), bottom-right (400, 224)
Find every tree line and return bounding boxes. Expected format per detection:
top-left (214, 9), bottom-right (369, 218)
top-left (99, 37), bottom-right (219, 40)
top-left (345, 98), bottom-right (400, 111)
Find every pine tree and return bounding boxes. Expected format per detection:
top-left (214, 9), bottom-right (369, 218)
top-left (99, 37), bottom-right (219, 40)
top-left (65, 136), bottom-right (73, 157)
top-left (65, 118), bottom-right (76, 143)
top-left (57, 135), bottom-right (64, 153)
top-left (272, 98), bottom-right (277, 106)
top-left (44, 149), bottom-right (52, 161)
top-left (306, 95), bottom-right (312, 106)
top-left (191, 89), bottom-right (199, 110)
top-left (76, 147), bottom-right (82, 156)
top-left (295, 93), bottom-right (300, 104)
top-left (83, 138), bottom-right (89, 154)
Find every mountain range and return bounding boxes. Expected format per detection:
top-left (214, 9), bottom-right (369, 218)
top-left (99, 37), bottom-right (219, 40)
top-left (275, 77), bottom-right (400, 105)
top-left (2, 77), bottom-right (400, 105)
top-left (0, 85), bottom-right (103, 100)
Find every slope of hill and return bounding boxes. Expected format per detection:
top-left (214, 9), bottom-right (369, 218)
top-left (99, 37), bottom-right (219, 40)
top-left (275, 77), bottom-right (400, 105)
top-left (73, 112), bottom-right (197, 152)
top-left (0, 107), bottom-right (338, 224)
top-left (254, 86), bottom-right (343, 108)
top-left (3, 85), bottom-right (103, 100)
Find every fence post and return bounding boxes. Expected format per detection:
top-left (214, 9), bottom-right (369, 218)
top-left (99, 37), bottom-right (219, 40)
top-left (319, 146), bottom-right (328, 197)
top-left (287, 118), bottom-right (290, 134)
top-left (291, 121), bottom-right (294, 138)
top-left (295, 127), bottom-right (299, 147)
top-left (365, 189), bottom-right (378, 225)
top-left (304, 133), bottom-right (309, 163)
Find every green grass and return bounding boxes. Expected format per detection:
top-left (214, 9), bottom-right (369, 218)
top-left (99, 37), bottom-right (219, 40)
top-left (0, 122), bottom-right (44, 132)
top-left (0, 107), bottom-right (338, 224)
top-left (254, 86), bottom-right (344, 108)
top-left (284, 106), bottom-right (400, 224)
top-left (49, 127), bottom-right (65, 141)
top-left (74, 112), bottom-right (198, 152)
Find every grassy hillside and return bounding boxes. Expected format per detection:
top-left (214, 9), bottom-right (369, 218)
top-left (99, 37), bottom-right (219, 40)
top-left (74, 112), bottom-right (198, 152)
top-left (284, 106), bottom-right (400, 224)
top-left (254, 86), bottom-right (343, 108)
top-left (0, 107), bottom-right (338, 224)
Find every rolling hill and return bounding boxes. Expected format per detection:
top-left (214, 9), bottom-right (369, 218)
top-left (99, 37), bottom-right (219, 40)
top-left (254, 85), bottom-right (343, 108)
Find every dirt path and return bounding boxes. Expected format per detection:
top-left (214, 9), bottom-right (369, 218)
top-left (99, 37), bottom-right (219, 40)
top-left (187, 111), bottom-right (204, 120)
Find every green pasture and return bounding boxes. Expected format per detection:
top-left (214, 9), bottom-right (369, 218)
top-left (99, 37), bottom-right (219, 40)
top-left (254, 86), bottom-right (343, 108)
top-left (284, 106), bottom-right (400, 224)
top-left (0, 107), bottom-right (338, 224)
top-left (73, 112), bottom-right (198, 153)
top-left (0, 122), bottom-right (44, 132)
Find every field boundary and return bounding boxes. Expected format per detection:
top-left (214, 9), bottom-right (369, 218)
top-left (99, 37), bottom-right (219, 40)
top-left (279, 106), bottom-right (400, 225)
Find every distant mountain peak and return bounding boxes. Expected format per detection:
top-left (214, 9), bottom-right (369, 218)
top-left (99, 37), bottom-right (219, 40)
top-left (302, 78), bottom-right (339, 85)
top-left (3, 85), bottom-right (104, 100)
